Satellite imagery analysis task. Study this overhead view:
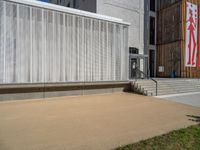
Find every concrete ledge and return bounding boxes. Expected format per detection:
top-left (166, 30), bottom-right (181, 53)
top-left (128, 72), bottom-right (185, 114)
top-left (0, 81), bottom-right (131, 101)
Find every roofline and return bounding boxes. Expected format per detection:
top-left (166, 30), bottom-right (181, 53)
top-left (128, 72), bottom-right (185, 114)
top-left (4, 0), bottom-right (131, 25)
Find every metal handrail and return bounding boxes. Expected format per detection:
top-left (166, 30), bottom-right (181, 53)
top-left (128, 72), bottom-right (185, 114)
top-left (135, 68), bottom-right (158, 96)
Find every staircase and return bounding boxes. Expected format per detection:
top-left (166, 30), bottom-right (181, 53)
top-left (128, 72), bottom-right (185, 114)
top-left (132, 79), bottom-right (200, 96)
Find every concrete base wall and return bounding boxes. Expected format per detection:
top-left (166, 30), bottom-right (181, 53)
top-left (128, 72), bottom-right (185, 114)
top-left (0, 82), bottom-right (131, 101)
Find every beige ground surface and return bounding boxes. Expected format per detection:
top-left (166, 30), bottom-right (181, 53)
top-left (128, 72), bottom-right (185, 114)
top-left (0, 93), bottom-right (199, 150)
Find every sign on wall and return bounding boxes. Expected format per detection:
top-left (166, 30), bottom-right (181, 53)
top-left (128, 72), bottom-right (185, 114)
top-left (158, 66), bottom-right (164, 73)
top-left (185, 2), bottom-right (198, 67)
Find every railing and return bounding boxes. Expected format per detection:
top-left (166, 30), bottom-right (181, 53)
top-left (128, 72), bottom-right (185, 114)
top-left (135, 67), bottom-right (158, 96)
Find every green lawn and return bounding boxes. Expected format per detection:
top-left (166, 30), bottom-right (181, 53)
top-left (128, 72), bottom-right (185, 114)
top-left (115, 125), bottom-right (200, 150)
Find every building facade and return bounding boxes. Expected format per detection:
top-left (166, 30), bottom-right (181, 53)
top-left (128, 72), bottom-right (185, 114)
top-left (45, 0), bottom-right (200, 79)
top-left (38, 0), bottom-right (96, 12)
top-left (39, 0), bottom-right (148, 78)
top-left (0, 0), bottom-right (129, 84)
top-left (39, 0), bottom-right (144, 51)
top-left (157, 0), bottom-right (200, 78)
top-left (96, 0), bottom-right (146, 79)
top-left (144, 0), bottom-right (156, 77)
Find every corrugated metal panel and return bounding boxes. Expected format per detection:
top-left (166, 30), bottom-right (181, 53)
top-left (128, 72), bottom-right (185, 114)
top-left (0, 0), bottom-right (129, 84)
top-left (0, 1), bottom-right (4, 83)
top-left (7, 0), bottom-right (130, 25)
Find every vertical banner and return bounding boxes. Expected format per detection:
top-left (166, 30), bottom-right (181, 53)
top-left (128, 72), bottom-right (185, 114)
top-left (185, 2), bottom-right (198, 67)
top-left (199, 6), bottom-right (200, 68)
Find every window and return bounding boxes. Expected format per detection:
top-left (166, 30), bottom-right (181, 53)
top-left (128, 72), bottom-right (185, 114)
top-left (150, 0), bottom-right (155, 11)
top-left (67, 2), bottom-right (70, 7)
top-left (129, 47), bottom-right (139, 54)
top-left (150, 17), bottom-right (155, 45)
top-left (73, 0), bottom-right (76, 8)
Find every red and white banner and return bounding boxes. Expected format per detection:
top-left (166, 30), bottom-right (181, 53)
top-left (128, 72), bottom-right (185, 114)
top-left (185, 2), bottom-right (198, 67)
top-left (198, 6), bottom-right (200, 68)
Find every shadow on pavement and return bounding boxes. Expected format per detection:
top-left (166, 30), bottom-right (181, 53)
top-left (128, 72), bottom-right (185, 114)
top-left (187, 115), bottom-right (200, 123)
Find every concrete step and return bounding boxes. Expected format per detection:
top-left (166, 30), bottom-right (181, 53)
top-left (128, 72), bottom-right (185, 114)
top-left (135, 81), bottom-right (200, 86)
top-left (135, 79), bottom-right (200, 82)
top-left (147, 88), bottom-right (200, 95)
top-left (132, 78), bottom-right (200, 96)
top-left (144, 86), bottom-right (199, 91)
top-left (137, 85), bottom-right (198, 89)
top-left (139, 85), bottom-right (197, 90)
top-left (136, 81), bottom-right (200, 84)
top-left (134, 83), bottom-right (200, 87)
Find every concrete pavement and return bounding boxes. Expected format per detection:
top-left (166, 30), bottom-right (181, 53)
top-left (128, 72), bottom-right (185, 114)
top-left (0, 93), bottom-right (199, 150)
top-left (156, 92), bottom-right (200, 107)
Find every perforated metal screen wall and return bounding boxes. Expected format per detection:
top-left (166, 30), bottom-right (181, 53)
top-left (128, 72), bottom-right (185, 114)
top-left (0, 1), bottom-right (129, 84)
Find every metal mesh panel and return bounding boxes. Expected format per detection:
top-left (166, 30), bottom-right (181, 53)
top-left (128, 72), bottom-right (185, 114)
top-left (0, 1), bottom-right (4, 83)
top-left (0, 1), bottom-right (129, 84)
top-left (123, 26), bottom-right (129, 80)
top-left (93, 19), bottom-right (100, 81)
top-left (46, 10), bottom-right (53, 82)
top-left (5, 2), bottom-right (17, 83)
top-left (19, 5), bottom-right (31, 83)
top-left (32, 7), bottom-right (43, 82)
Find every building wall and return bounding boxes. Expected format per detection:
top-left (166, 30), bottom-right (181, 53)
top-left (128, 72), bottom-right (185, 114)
top-left (157, 0), bottom-right (181, 10)
top-left (38, 0), bottom-right (96, 12)
top-left (39, 0), bottom-right (73, 7)
top-left (41, 0), bottom-right (144, 55)
top-left (0, 0), bottom-right (129, 84)
top-left (156, 2), bottom-right (182, 77)
top-left (156, 0), bottom-right (200, 78)
top-left (96, 0), bottom-right (144, 54)
top-left (38, 0), bottom-right (147, 74)
top-left (75, 0), bottom-right (96, 13)
top-left (55, 0), bottom-right (74, 7)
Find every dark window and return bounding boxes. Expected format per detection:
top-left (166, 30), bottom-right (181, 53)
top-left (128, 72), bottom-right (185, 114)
top-left (67, 2), bottom-right (70, 7)
top-left (73, 0), bottom-right (76, 8)
top-left (129, 47), bottom-right (139, 54)
top-left (150, 0), bottom-right (155, 11)
top-left (149, 50), bottom-right (155, 77)
top-left (150, 17), bottom-right (155, 45)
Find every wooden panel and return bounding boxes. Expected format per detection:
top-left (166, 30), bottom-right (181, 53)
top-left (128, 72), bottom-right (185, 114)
top-left (157, 0), bottom-right (182, 10)
top-left (157, 42), bottom-right (181, 77)
top-left (157, 2), bottom-right (182, 45)
top-left (156, 0), bottom-right (200, 78)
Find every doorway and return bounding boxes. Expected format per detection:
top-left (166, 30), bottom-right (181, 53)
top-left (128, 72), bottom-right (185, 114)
top-left (129, 53), bottom-right (148, 79)
top-left (149, 50), bottom-right (155, 77)
top-left (130, 58), bottom-right (140, 79)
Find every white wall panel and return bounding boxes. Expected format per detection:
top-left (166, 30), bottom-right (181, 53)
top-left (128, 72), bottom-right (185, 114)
top-left (0, 1), bottom-right (129, 84)
top-left (0, 1), bottom-right (4, 83)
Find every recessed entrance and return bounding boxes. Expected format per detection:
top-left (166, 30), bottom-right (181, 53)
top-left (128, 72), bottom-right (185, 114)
top-left (129, 53), bottom-right (148, 79)
top-left (130, 58), bottom-right (140, 79)
top-left (149, 50), bottom-right (155, 77)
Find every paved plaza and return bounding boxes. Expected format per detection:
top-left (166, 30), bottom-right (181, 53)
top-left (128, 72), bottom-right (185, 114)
top-left (0, 93), bottom-right (199, 150)
top-left (157, 92), bottom-right (200, 107)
